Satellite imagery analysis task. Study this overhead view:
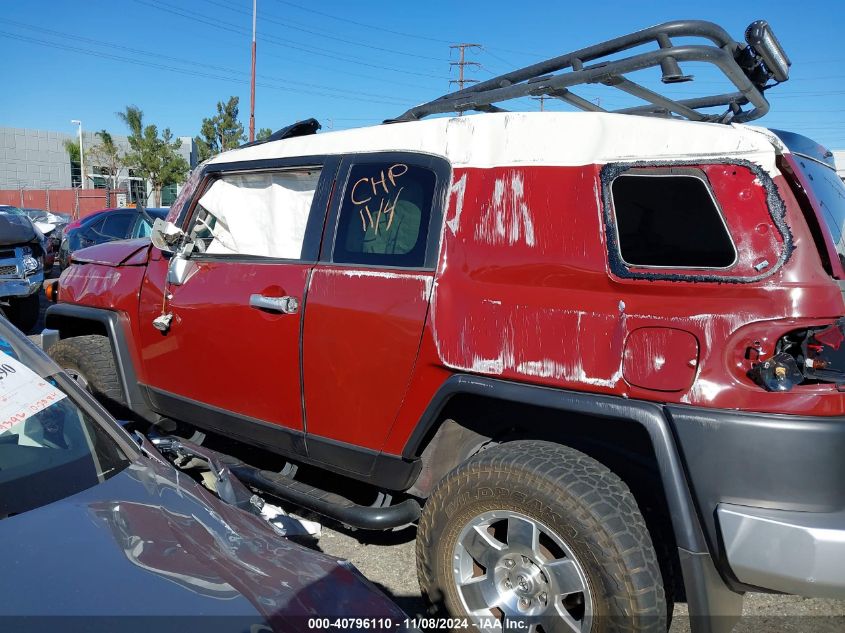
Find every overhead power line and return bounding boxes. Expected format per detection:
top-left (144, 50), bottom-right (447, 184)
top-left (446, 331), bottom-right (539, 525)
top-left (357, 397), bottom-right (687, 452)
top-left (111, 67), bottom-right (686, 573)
top-left (134, 0), bottom-right (447, 80)
top-left (479, 46), bottom-right (518, 69)
top-left (202, 0), bottom-right (443, 62)
top-left (270, 0), bottom-right (552, 59)
top-left (0, 20), bottom-right (417, 104)
top-left (270, 2), bottom-right (845, 67)
top-left (0, 17), bottom-right (431, 93)
top-left (270, 0), bottom-right (452, 44)
top-left (0, 17), bottom-right (421, 101)
top-left (256, 47), bottom-right (434, 91)
top-left (0, 29), bottom-right (413, 107)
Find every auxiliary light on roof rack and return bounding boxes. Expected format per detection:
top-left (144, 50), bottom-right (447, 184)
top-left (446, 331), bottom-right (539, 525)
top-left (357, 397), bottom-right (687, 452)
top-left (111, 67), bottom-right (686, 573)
top-left (391, 19), bottom-right (790, 125)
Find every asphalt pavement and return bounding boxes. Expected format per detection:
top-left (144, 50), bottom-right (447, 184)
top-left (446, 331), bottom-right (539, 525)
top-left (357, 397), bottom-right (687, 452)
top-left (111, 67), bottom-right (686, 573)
top-left (26, 269), bottom-right (845, 632)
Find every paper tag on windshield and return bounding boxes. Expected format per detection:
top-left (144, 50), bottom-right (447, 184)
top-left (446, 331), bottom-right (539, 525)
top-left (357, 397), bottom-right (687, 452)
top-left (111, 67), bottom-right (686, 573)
top-left (0, 350), bottom-right (67, 434)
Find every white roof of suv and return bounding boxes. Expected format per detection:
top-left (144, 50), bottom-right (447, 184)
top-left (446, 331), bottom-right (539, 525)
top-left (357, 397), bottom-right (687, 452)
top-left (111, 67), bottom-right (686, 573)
top-left (211, 112), bottom-right (780, 173)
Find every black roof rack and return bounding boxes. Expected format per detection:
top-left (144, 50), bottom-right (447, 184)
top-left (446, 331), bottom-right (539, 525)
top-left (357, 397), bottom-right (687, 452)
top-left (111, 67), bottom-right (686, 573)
top-left (392, 20), bottom-right (790, 125)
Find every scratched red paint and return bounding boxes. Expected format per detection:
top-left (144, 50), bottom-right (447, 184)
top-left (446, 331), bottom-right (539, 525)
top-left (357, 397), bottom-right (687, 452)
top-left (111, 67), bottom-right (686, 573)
top-left (384, 165), bottom-right (845, 454)
top-left (57, 159), bottom-right (845, 457)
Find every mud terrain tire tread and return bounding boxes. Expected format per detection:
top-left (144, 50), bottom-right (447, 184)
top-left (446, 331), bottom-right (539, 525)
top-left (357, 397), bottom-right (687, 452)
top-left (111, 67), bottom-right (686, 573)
top-left (417, 439), bottom-right (667, 632)
top-left (48, 335), bottom-right (126, 410)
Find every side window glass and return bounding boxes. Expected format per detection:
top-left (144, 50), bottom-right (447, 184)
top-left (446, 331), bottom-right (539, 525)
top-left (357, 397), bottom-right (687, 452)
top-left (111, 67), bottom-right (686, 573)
top-left (188, 169), bottom-right (321, 259)
top-left (611, 174), bottom-right (736, 268)
top-left (99, 213), bottom-right (134, 239)
top-left (87, 218), bottom-right (106, 234)
top-left (333, 162), bottom-right (436, 268)
top-left (134, 217), bottom-right (152, 238)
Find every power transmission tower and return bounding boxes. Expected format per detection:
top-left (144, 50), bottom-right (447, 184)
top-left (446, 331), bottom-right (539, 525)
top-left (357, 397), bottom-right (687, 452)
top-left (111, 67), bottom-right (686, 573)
top-left (531, 95), bottom-right (547, 111)
top-left (450, 43), bottom-right (481, 116)
top-left (449, 43), bottom-right (481, 91)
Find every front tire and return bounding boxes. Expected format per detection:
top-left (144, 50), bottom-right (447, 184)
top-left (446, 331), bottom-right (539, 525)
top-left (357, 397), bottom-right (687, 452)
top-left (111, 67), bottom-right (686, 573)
top-left (417, 440), bottom-right (667, 632)
top-left (48, 335), bottom-right (126, 413)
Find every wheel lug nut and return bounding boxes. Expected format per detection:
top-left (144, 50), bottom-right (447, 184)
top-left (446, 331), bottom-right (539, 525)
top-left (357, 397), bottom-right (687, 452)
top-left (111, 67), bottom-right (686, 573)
top-left (504, 579), bottom-right (512, 589)
top-left (504, 558), bottom-right (515, 568)
top-left (539, 592), bottom-right (547, 602)
top-left (519, 598), bottom-right (530, 609)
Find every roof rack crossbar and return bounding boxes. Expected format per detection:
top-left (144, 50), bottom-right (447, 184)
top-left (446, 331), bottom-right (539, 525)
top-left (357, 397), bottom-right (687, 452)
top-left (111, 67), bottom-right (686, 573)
top-left (392, 19), bottom-right (788, 125)
top-left (605, 77), bottom-right (707, 121)
top-left (616, 92), bottom-right (750, 117)
top-left (549, 89), bottom-right (606, 112)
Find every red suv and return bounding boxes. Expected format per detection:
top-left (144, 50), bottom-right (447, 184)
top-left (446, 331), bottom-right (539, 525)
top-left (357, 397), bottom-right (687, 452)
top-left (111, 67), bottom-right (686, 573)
top-left (42, 20), bottom-right (845, 633)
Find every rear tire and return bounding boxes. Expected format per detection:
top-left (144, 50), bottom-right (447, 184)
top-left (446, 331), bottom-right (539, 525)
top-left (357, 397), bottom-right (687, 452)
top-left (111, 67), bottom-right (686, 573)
top-left (48, 335), bottom-right (126, 413)
top-left (4, 293), bottom-right (40, 333)
top-left (417, 440), bottom-right (667, 632)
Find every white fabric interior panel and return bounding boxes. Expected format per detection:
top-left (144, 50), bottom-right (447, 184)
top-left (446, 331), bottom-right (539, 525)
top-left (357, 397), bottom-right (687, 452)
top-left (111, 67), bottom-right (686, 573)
top-left (198, 170), bottom-right (320, 258)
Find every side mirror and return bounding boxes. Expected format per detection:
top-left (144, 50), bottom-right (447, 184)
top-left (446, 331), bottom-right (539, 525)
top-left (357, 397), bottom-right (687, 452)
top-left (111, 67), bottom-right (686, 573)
top-left (150, 218), bottom-right (186, 253)
top-left (167, 252), bottom-right (197, 286)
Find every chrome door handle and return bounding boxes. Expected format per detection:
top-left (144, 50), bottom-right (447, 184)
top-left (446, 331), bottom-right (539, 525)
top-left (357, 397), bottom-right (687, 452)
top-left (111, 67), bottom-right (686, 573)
top-left (249, 294), bottom-right (299, 314)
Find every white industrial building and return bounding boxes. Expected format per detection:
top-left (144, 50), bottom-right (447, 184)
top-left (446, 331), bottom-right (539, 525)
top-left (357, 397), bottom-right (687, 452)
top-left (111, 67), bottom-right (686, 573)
top-left (0, 126), bottom-right (197, 205)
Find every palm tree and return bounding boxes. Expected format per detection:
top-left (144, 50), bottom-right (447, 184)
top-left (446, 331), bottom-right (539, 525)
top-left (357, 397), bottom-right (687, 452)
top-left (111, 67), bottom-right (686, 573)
top-left (117, 106), bottom-right (143, 139)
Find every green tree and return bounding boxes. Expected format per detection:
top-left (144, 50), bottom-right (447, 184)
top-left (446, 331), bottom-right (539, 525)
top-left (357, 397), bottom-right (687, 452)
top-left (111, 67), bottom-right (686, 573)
top-left (63, 139), bottom-right (82, 187)
top-left (256, 127), bottom-right (273, 141)
top-left (88, 130), bottom-right (126, 190)
top-left (118, 105), bottom-right (189, 207)
top-left (194, 96), bottom-right (246, 161)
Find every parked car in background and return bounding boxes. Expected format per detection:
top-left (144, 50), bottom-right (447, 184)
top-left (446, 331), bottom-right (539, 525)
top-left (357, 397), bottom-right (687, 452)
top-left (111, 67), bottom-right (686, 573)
top-left (0, 205), bottom-right (54, 270)
top-left (21, 207), bottom-right (70, 255)
top-left (0, 316), bottom-right (409, 631)
top-left (0, 205), bottom-right (46, 331)
top-left (59, 207), bottom-right (168, 270)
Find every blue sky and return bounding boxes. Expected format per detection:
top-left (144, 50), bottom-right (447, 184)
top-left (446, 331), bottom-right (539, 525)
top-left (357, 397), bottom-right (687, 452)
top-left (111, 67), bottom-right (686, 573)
top-left (1, 0), bottom-right (843, 149)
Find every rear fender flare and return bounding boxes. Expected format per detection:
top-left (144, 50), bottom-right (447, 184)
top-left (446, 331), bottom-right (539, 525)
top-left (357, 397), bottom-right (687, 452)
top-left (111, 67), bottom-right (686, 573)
top-left (404, 375), bottom-right (705, 549)
top-left (403, 375), bottom-right (743, 631)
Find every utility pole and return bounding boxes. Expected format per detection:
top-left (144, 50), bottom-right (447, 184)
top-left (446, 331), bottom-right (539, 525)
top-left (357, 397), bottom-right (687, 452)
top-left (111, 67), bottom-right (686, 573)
top-left (531, 96), bottom-right (547, 111)
top-left (449, 43), bottom-right (481, 91)
top-left (249, 0), bottom-right (257, 142)
top-left (450, 43), bottom-right (481, 116)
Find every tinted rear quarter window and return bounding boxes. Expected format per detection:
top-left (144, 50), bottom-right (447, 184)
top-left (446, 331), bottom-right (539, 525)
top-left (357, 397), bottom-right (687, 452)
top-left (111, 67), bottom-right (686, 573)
top-left (333, 162), bottom-right (436, 268)
top-left (611, 174), bottom-right (736, 268)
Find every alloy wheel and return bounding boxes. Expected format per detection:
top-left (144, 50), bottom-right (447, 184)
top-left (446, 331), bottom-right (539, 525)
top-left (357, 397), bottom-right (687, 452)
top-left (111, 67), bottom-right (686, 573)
top-left (452, 510), bottom-right (593, 632)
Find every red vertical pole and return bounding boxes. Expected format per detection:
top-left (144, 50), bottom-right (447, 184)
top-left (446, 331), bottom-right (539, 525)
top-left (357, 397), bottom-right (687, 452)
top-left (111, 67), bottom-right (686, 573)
top-left (249, 0), bottom-right (257, 142)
